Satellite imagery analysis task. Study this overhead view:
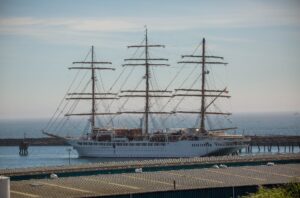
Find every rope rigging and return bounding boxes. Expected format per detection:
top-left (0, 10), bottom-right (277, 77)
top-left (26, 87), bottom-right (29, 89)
top-left (158, 43), bottom-right (202, 113)
top-left (44, 36), bottom-right (235, 136)
top-left (44, 49), bottom-right (92, 134)
top-left (54, 79), bottom-right (91, 133)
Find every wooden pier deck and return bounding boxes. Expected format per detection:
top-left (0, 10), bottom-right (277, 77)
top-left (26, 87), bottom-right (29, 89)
top-left (245, 135), bottom-right (300, 153)
top-left (248, 135), bottom-right (300, 146)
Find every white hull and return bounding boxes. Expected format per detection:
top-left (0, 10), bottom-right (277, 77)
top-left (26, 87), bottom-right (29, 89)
top-left (67, 138), bottom-right (246, 158)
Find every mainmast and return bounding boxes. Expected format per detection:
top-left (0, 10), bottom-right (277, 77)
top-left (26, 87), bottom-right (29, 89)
top-left (145, 29), bottom-right (150, 135)
top-left (200, 38), bottom-right (206, 133)
top-left (176, 38), bottom-right (229, 134)
top-left (91, 46), bottom-right (96, 129)
top-left (66, 46), bottom-right (117, 133)
top-left (121, 28), bottom-right (171, 135)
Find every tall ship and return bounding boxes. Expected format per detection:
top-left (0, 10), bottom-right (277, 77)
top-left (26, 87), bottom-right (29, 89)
top-left (44, 29), bottom-right (250, 158)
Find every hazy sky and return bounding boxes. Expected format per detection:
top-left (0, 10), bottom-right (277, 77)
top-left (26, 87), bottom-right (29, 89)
top-left (0, 0), bottom-right (300, 119)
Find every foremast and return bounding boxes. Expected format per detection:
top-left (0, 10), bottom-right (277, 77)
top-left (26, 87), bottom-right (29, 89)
top-left (91, 46), bottom-right (96, 129)
top-left (145, 29), bottom-right (150, 135)
top-left (66, 46), bottom-right (116, 134)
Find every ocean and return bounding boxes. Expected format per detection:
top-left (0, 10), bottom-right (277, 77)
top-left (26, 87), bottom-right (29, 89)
top-left (0, 112), bottom-right (299, 138)
top-left (0, 146), bottom-right (149, 169)
top-left (0, 112), bottom-right (299, 169)
top-left (0, 145), bottom-right (299, 169)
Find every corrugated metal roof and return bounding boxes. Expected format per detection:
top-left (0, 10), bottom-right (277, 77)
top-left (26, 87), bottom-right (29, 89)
top-left (9, 163), bottom-right (300, 198)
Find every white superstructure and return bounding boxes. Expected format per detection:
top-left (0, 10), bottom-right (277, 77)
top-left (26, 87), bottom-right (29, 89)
top-left (67, 129), bottom-right (249, 158)
top-left (68, 139), bottom-right (246, 158)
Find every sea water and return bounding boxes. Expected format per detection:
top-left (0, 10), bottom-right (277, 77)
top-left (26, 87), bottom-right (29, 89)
top-left (0, 112), bottom-right (299, 169)
top-left (0, 145), bottom-right (299, 169)
top-left (0, 146), bottom-right (148, 169)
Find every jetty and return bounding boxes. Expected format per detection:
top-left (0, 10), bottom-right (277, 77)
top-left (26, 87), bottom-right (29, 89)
top-left (0, 137), bottom-right (66, 146)
top-left (246, 135), bottom-right (300, 153)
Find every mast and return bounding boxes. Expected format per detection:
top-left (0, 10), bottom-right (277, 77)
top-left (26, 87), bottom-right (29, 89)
top-left (200, 38), bottom-right (206, 133)
top-left (121, 27), bottom-right (171, 135)
top-left (177, 38), bottom-right (229, 134)
top-left (66, 46), bottom-right (117, 134)
top-left (91, 46), bottom-right (96, 130)
top-left (145, 29), bottom-right (150, 134)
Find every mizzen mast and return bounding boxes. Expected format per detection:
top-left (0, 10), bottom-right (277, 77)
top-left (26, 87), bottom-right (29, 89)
top-left (177, 38), bottom-right (229, 134)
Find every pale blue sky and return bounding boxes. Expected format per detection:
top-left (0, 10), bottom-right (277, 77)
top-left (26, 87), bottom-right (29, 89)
top-left (0, 0), bottom-right (300, 119)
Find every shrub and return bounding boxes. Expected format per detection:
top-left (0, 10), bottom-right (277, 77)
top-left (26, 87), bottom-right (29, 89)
top-left (243, 181), bottom-right (300, 198)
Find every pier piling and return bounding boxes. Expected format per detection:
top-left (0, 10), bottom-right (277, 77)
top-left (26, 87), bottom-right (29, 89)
top-left (19, 141), bottom-right (28, 156)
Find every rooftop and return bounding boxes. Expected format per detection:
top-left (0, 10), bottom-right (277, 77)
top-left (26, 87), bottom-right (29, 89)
top-left (10, 163), bottom-right (300, 198)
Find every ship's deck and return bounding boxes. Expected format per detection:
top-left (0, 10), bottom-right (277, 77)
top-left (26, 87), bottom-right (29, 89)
top-left (9, 163), bottom-right (300, 198)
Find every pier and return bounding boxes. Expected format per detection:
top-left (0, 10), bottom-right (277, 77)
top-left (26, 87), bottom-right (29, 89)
top-left (0, 138), bottom-right (66, 146)
top-left (246, 135), bottom-right (300, 153)
top-left (18, 141), bottom-right (28, 156)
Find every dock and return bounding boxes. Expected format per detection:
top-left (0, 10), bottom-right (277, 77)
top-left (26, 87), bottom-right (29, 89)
top-left (9, 163), bottom-right (300, 198)
top-left (0, 138), bottom-right (66, 146)
top-left (248, 135), bottom-right (300, 146)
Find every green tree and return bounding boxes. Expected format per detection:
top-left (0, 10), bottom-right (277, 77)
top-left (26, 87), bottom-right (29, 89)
top-left (243, 182), bottom-right (300, 198)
